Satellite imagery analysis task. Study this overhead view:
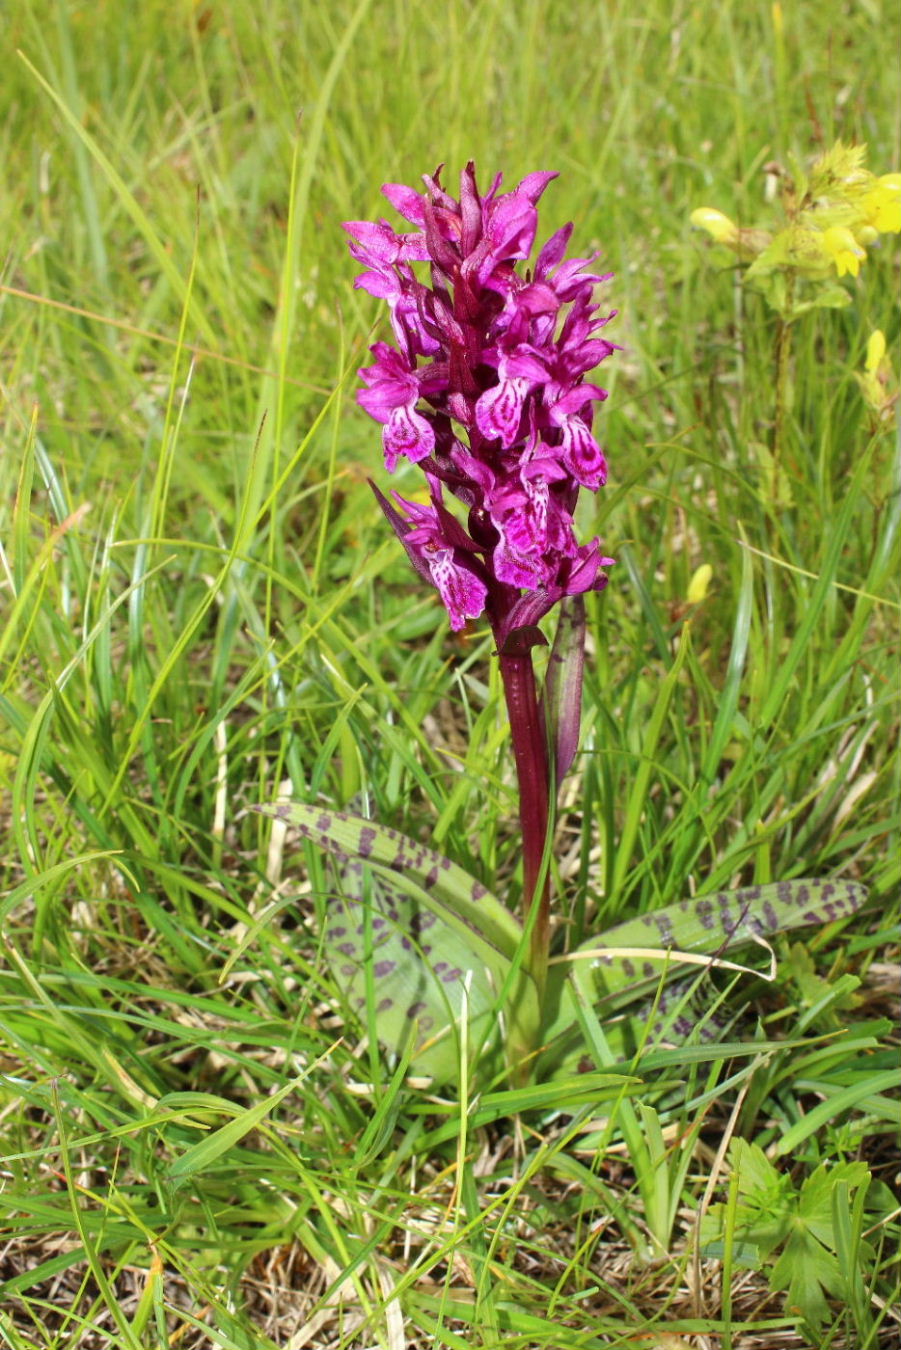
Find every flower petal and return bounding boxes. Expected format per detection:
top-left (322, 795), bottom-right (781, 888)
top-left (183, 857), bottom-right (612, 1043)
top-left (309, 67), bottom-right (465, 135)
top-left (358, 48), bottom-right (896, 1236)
top-left (475, 378), bottom-right (529, 446)
top-left (560, 418), bottom-right (608, 489)
top-left (382, 182), bottom-right (428, 226)
top-left (427, 549), bottom-right (488, 630)
top-left (383, 404), bottom-right (436, 471)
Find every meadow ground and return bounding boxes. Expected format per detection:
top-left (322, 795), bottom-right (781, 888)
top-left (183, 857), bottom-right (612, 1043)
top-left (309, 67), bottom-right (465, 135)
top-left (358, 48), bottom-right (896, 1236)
top-left (0, 2), bottom-right (899, 1347)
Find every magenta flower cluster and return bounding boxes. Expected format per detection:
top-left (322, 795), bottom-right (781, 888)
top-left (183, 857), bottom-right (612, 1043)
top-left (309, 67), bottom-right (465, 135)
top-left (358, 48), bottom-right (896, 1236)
top-left (344, 163), bottom-right (616, 650)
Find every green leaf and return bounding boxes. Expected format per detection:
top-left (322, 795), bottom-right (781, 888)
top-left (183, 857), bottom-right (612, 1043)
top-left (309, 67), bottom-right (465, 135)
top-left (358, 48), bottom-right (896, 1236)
top-left (700, 1139), bottom-right (793, 1258)
top-left (745, 269), bottom-right (789, 313)
top-left (731, 1138), bottom-right (784, 1202)
top-left (260, 801), bottom-right (524, 960)
top-left (542, 594), bottom-right (586, 784)
top-left (541, 878), bottom-right (866, 1054)
top-left (798, 1161), bottom-right (871, 1245)
top-left (260, 802), bottom-right (541, 1083)
top-left (773, 1069), bottom-right (900, 1156)
top-left (701, 1144), bottom-right (876, 1333)
top-left (569, 877), bottom-right (866, 1009)
top-left (166, 1074), bottom-right (311, 1184)
top-left (324, 858), bottom-right (508, 1082)
top-left (770, 1226), bottom-right (837, 1330)
top-left (789, 285), bottom-right (852, 315)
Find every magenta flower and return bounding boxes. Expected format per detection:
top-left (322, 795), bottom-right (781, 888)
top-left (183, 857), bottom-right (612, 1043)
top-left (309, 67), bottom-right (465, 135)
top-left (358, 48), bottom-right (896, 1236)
top-left (390, 487), bottom-right (488, 631)
top-left (357, 343), bottom-right (437, 471)
top-left (345, 164), bottom-right (619, 991)
top-left (344, 162), bottom-right (617, 651)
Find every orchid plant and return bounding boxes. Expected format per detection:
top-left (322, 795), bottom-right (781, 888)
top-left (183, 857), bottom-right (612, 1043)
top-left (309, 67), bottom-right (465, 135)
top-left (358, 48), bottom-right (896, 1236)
top-left (263, 164), bottom-right (865, 1087)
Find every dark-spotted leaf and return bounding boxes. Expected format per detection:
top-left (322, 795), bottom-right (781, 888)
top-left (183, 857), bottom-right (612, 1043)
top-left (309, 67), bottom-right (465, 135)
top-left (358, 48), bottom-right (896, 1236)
top-left (543, 877), bottom-right (866, 1046)
top-left (260, 802), bottom-right (540, 1082)
top-left (325, 858), bottom-right (507, 1082)
top-left (261, 801), bottom-right (525, 962)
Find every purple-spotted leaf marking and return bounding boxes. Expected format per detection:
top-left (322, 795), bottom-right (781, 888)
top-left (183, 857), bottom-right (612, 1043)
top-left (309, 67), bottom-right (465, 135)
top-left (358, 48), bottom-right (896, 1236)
top-left (639, 976), bottom-right (732, 1045)
top-left (575, 877), bottom-right (867, 1005)
top-left (538, 877), bottom-right (866, 1068)
top-left (259, 800), bottom-right (541, 1081)
top-left (260, 801), bottom-right (525, 965)
top-left (327, 858), bottom-right (503, 1083)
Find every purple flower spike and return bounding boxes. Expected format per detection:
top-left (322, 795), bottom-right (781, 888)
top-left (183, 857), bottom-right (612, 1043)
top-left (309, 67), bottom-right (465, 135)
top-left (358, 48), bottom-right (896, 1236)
top-left (346, 163), bottom-right (616, 641)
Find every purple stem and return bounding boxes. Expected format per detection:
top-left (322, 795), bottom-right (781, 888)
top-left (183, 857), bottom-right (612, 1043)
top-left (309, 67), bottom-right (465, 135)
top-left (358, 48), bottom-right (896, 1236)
top-left (497, 648), bottom-right (551, 994)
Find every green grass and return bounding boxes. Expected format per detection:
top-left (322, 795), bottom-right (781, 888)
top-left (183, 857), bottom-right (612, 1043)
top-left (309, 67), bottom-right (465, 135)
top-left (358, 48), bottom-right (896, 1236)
top-left (1, 0), bottom-right (899, 1346)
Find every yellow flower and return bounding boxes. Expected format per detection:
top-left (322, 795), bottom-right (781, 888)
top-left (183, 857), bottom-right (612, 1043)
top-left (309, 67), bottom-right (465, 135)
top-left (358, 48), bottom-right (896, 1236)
top-left (687, 564), bottom-right (713, 604)
top-left (857, 173), bottom-right (901, 236)
top-left (857, 329), bottom-right (897, 425)
top-left (690, 207), bottom-right (739, 245)
top-left (866, 330), bottom-right (886, 373)
top-left (821, 226), bottom-right (866, 277)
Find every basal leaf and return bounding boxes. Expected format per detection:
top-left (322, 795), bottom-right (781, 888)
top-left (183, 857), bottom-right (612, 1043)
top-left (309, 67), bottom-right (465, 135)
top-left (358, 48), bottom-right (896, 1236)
top-left (700, 1145), bottom-right (874, 1333)
top-left (260, 802), bottom-right (541, 1082)
top-left (261, 801), bottom-right (525, 962)
top-left (798, 1160), bottom-right (871, 1244)
top-left (324, 858), bottom-right (506, 1082)
top-left (542, 878), bottom-right (866, 1052)
top-left (771, 1229), bottom-right (836, 1330)
top-left (572, 877), bottom-right (866, 1006)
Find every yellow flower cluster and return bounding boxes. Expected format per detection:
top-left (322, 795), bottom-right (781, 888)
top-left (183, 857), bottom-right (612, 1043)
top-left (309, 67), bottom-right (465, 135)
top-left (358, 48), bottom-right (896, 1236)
top-left (691, 143), bottom-right (900, 283)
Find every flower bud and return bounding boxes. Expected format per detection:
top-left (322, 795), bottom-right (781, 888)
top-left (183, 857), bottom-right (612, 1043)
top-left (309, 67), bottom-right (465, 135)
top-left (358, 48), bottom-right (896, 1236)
top-left (690, 207), bottom-right (739, 245)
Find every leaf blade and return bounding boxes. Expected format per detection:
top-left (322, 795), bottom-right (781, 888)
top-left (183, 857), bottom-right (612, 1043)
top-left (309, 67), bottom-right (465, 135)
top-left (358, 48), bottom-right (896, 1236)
top-left (579, 877), bottom-right (866, 996)
top-left (260, 802), bottom-right (541, 1081)
top-left (326, 861), bottom-right (506, 1082)
top-left (542, 594), bottom-right (586, 784)
top-left (260, 801), bottom-right (525, 959)
top-left (545, 878), bottom-right (867, 1045)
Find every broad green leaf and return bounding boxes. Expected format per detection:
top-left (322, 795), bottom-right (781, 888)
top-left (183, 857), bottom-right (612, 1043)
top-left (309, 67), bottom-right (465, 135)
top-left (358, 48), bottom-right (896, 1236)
top-left (798, 1161), bottom-right (871, 1245)
top-left (260, 801), bottom-right (525, 960)
top-left (731, 1139), bottom-right (785, 1208)
top-left (789, 285), bottom-right (852, 315)
top-left (770, 1229), bottom-right (836, 1330)
top-left (706, 1139), bottom-right (794, 1258)
top-left (571, 877), bottom-right (866, 1005)
top-left (260, 802), bottom-right (540, 1082)
top-left (542, 878), bottom-right (866, 1052)
top-left (324, 859), bottom-right (508, 1082)
top-left (700, 1145), bottom-right (874, 1332)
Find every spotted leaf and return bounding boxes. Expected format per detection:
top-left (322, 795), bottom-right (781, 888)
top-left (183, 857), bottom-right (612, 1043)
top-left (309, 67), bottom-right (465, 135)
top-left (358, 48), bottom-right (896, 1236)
top-left (325, 858), bottom-right (507, 1082)
top-left (260, 801), bottom-right (540, 1082)
top-left (542, 877), bottom-right (866, 1048)
top-left (261, 801), bottom-right (525, 963)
